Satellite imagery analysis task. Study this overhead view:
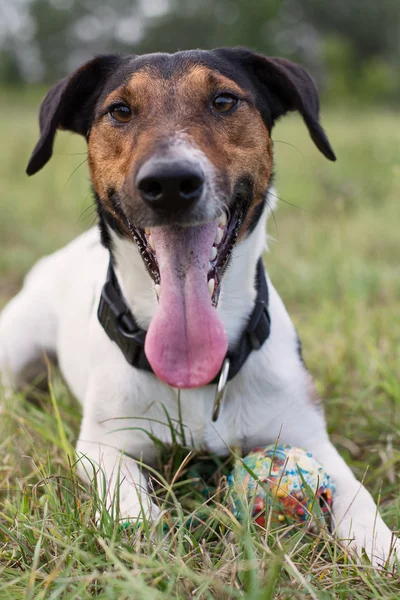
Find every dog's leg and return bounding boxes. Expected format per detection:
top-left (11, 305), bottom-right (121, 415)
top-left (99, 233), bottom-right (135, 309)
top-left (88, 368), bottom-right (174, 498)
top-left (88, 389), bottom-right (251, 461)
top-left (76, 417), bottom-right (160, 524)
top-left (256, 280), bottom-right (398, 567)
top-left (306, 435), bottom-right (399, 567)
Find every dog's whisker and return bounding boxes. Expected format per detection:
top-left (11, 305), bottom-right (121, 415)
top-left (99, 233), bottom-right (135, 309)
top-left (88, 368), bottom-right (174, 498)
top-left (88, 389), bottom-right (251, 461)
top-left (268, 189), bottom-right (312, 214)
top-left (266, 194), bottom-right (279, 237)
top-left (56, 151), bottom-right (89, 156)
top-left (77, 199), bottom-right (98, 224)
top-left (61, 157), bottom-right (89, 194)
top-left (273, 139), bottom-right (304, 158)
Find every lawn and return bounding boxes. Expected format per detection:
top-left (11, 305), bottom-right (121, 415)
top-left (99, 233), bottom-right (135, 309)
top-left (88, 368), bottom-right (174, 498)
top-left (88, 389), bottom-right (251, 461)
top-left (0, 88), bottom-right (400, 598)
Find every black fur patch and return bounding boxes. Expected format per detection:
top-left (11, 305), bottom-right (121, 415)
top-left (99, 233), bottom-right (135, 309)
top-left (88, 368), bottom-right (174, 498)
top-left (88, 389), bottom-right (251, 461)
top-left (246, 176), bottom-right (276, 236)
top-left (296, 332), bottom-right (306, 366)
top-left (26, 54), bottom-right (124, 176)
top-left (248, 200), bottom-right (266, 236)
top-left (93, 188), bottom-right (126, 250)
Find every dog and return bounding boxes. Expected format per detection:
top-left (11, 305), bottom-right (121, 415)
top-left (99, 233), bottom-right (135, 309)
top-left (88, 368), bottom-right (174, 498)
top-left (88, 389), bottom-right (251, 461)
top-left (0, 48), bottom-right (398, 568)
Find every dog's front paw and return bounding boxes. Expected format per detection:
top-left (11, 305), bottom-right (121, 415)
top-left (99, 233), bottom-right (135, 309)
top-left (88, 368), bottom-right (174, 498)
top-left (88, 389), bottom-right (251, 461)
top-left (336, 512), bottom-right (399, 568)
top-left (96, 489), bottom-right (161, 528)
top-left (118, 491), bottom-right (161, 524)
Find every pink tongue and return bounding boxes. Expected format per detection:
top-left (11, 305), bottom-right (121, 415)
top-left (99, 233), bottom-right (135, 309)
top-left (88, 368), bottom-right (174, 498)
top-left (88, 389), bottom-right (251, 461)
top-left (145, 222), bottom-right (228, 388)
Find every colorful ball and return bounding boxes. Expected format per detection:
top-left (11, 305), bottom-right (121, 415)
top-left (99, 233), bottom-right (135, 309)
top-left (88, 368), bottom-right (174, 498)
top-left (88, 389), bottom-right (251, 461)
top-left (228, 444), bottom-right (335, 529)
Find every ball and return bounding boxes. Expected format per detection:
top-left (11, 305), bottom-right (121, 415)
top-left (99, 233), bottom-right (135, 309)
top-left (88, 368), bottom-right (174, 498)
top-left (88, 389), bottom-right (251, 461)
top-left (228, 444), bottom-right (335, 528)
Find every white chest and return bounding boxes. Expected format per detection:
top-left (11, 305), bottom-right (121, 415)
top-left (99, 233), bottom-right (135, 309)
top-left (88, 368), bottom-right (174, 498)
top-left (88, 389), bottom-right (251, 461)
top-left (90, 337), bottom-right (315, 465)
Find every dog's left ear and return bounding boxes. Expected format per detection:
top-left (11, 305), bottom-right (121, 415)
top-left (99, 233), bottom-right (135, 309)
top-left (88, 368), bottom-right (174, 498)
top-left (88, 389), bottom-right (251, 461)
top-left (26, 54), bottom-right (124, 176)
top-left (215, 48), bottom-right (336, 161)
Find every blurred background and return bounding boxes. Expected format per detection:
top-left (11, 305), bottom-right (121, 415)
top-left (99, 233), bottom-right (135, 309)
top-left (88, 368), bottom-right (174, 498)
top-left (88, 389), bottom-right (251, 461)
top-left (0, 0), bottom-right (399, 446)
top-left (1, 0), bottom-right (400, 103)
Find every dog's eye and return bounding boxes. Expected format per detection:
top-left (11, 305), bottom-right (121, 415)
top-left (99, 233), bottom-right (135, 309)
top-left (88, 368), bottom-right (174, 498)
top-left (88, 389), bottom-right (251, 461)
top-left (109, 103), bottom-right (132, 124)
top-left (212, 94), bottom-right (238, 114)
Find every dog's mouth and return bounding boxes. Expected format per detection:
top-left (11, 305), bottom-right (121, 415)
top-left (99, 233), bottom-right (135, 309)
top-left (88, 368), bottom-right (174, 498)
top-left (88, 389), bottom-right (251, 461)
top-left (130, 198), bottom-right (245, 306)
top-left (129, 195), bottom-right (248, 389)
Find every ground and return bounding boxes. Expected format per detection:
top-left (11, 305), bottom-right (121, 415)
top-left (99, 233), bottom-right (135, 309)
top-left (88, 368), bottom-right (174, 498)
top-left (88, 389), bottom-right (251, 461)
top-left (0, 89), bottom-right (399, 598)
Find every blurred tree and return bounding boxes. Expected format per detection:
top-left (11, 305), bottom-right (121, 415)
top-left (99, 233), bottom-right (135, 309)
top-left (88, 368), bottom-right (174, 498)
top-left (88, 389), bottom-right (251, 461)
top-left (299, 0), bottom-right (400, 103)
top-left (0, 50), bottom-right (22, 84)
top-left (299, 0), bottom-right (400, 65)
top-left (27, 0), bottom-right (144, 81)
top-left (0, 0), bottom-right (399, 104)
top-left (135, 0), bottom-right (282, 55)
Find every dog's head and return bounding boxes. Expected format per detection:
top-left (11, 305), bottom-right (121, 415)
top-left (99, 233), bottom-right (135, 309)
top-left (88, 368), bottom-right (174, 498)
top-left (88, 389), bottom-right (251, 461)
top-left (27, 48), bottom-right (335, 389)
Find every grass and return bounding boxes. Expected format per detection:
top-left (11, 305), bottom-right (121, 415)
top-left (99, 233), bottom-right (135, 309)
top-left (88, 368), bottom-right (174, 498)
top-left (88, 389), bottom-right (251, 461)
top-left (1, 88), bottom-right (400, 598)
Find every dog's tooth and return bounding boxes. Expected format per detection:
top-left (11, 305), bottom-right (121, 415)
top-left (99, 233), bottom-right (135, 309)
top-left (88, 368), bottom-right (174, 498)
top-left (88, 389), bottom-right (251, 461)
top-left (208, 278), bottom-right (215, 298)
top-left (208, 262), bottom-right (212, 271)
top-left (155, 284), bottom-right (161, 298)
top-left (145, 228), bottom-right (151, 235)
top-left (218, 213), bottom-right (227, 228)
top-left (210, 246), bottom-right (217, 261)
top-left (215, 228), bottom-right (223, 245)
top-left (149, 235), bottom-right (156, 252)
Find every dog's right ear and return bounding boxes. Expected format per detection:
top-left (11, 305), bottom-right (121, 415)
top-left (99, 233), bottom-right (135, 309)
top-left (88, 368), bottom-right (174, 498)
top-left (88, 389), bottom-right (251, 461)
top-left (26, 54), bottom-right (123, 176)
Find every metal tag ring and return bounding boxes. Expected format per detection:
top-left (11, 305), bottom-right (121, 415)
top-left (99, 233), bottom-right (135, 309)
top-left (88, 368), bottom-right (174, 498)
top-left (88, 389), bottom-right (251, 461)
top-left (212, 358), bottom-right (230, 422)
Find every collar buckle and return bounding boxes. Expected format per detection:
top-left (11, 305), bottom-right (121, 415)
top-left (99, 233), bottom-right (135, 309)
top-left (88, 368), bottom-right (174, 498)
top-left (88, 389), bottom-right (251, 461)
top-left (98, 269), bottom-right (150, 371)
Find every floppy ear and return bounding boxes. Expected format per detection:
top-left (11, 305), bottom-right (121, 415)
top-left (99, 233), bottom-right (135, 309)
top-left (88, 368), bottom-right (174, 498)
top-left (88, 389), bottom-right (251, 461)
top-left (215, 48), bottom-right (335, 161)
top-left (26, 54), bottom-right (123, 176)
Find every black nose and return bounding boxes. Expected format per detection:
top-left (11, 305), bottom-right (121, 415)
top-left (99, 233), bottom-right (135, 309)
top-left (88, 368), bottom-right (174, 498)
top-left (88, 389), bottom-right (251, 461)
top-left (136, 160), bottom-right (204, 212)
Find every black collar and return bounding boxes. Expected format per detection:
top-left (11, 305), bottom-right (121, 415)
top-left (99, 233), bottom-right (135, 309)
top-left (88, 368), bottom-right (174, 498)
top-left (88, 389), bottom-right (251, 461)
top-left (97, 258), bottom-right (270, 385)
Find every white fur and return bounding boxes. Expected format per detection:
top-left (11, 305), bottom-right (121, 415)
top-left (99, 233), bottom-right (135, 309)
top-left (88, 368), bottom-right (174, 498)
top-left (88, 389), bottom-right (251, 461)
top-left (0, 190), bottom-right (398, 568)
